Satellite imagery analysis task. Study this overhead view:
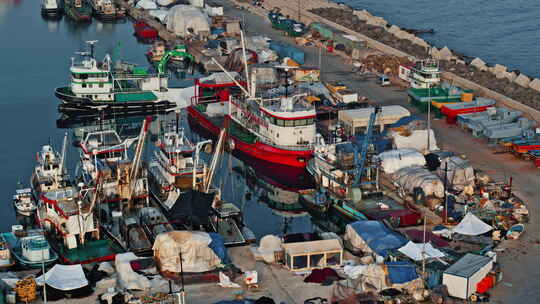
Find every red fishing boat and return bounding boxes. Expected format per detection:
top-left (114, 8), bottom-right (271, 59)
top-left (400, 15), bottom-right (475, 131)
top-left (440, 98), bottom-right (496, 124)
top-left (134, 20), bottom-right (158, 39)
top-left (187, 72), bottom-right (315, 168)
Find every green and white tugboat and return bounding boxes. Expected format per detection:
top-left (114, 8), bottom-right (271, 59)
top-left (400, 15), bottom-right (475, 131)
top-left (55, 41), bottom-right (176, 115)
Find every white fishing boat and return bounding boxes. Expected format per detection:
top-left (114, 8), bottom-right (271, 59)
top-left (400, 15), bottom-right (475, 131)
top-left (13, 188), bottom-right (37, 216)
top-left (148, 124), bottom-right (211, 211)
top-left (1, 226), bottom-right (57, 268)
top-left (41, 0), bottom-right (62, 16)
top-left (30, 134), bottom-right (71, 199)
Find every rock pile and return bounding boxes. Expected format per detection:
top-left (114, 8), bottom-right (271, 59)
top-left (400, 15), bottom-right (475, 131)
top-left (309, 6), bottom-right (540, 111)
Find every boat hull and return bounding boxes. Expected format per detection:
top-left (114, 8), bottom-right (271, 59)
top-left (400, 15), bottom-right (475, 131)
top-left (55, 87), bottom-right (175, 114)
top-left (187, 106), bottom-right (313, 168)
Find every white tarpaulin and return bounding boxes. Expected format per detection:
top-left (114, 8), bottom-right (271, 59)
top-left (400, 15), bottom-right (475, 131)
top-left (153, 231), bottom-right (222, 273)
top-left (156, 0), bottom-right (174, 6)
top-left (377, 149), bottom-right (426, 174)
top-left (393, 166), bottom-right (444, 198)
top-left (36, 264), bottom-right (88, 291)
top-left (155, 86), bottom-right (196, 109)
top-left (135, 0), bottom-right (157, 10)
top-left (398, 241), bottom-right (446, 261)
top-left (116, 252), bottom-right (151, 291)
top-left (452, 213), bottom-right (493, 236)
top-left (149, 9), bottom-right (169, 23)
top-left (437, 156), bottom-right (475, 190)
top-left (392, 129), bottom-right (439, 152)
top-left (165, 5), bottom-right (210, 37)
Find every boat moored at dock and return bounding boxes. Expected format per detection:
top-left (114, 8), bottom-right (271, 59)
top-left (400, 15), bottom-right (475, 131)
top-left (89, 0), bottom-right (125, 21)
top-left (1, 226), bottom-right (58, 268)
top-left (65, 0), bottom-right (92, 22)
top-left (55, 41), bottom-right (175, 114)
top-left (41, 0), bottom-right (62, 16)
top-left (13, 188), bottom-right (37, 217)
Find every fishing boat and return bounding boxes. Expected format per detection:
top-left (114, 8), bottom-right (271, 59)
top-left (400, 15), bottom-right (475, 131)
top-left (41, 0), bottom-right (62, 16)
top-left (65, 0), bottom-right (92, 22)
top-left (148, 124), bottom-right (210, 211)
top-left (37, 184), bottom-right (124, 264)
top-left (146, 40), bottom-right (166, 63)
top-left (55, 41), bottom-right (175, 114)
top-left (78, 118), bottom-right (151, 206)
top-left (89, 0), bottom-right (125, 21)
top-left (30, 134), bottom-right (70, 199)
top-left (13, 188), bottom-right (37, 216)
top-left (134, 20), bottom-right (158, 40)
top-left (1, 226), bottom-right (57, 268)
top-left (138, 207), bottom-right (174, 243)
top-left (187, 71), bottom-right (316, 169)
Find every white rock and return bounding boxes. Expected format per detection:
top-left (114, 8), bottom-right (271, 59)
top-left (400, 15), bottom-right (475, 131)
top-left (470, 57), bottom-right (487, 71)
top-left (365, 16), bottom-right (387, 27)
top-left (439, 46), bottom-right (454, 60)
top-left (506, 71), bottom-right (518, 82)
top-left (529, 78), bottom-right (540, 92)
top-left (514, 74), bottom-right (531, 87)
top-left (412, 37), bottom-right (430, 48)
top-left (430, 48), bottom-right (441, 60)
top-left (353, 9), bottom-right (372, 21)
top-left (493, 64), bottom-right (507, 74)
top-left (387, 25), bottom-right (401, 35)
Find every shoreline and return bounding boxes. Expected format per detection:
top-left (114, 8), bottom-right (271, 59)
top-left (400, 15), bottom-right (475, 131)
top-left (249, 0), bottom-right (540, 122)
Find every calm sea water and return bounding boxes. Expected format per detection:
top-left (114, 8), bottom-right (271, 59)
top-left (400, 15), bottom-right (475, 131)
top-left (0, 0), bottom-right (312, 237)
top-left (340, 0), bottom-right (540, 77)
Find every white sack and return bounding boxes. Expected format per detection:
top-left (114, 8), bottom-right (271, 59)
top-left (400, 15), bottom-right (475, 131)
top-left (156, 0), bottom-right (174, 6)
top-left (377, 149), bottom-right (426, 174)
top-left (398, 241), bottom-right (446, 261)
top-left (36, 264), bottom-right (88, 291)
top-left (116, 252), bottom-right (151, 291)
top-left (344, 265), bottom-right (368, 279)
top-left (452, 213), bottom-right (493, 236)
top-left (217, 272), bottom-right (240, 288)
top-left (392, 129), bottom-right (439, 152)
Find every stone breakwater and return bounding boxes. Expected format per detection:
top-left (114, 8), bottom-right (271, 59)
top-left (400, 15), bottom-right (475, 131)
top-left (310, 6), bottom-right (540, 111)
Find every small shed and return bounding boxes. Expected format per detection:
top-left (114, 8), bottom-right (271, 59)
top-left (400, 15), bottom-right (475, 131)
top-left (282, 239), bottom-right (343, 271)
top-left (442, 253), bottom-right (493, 300)
top-left (338, 106), bottom-right (411, 135)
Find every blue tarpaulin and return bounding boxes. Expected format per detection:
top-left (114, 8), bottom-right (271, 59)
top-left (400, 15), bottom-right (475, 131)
top-left (208, 233), bottom-right (231, 264)
top-left (385, 261), bottom-right (419, 284)
top-left (348, 221), bottom-right (407, 257)
top-left (269, 42), bottom-right (305, 64)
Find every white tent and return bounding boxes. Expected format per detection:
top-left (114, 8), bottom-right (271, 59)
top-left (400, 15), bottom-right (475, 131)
top-left (36, 264), bottom-right (88, 291)
top-left (392, 129), bottom-right (439, 152)
top-left (165, 5), bottom-right (210, 37)
top-left (452, 213), bottom-right (493, 236)
top-left (398, 241), bottom-right (446, 261)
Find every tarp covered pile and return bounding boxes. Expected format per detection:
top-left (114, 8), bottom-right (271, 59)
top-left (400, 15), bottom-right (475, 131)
top-left (153, 231), bottom-right (229, 274)
top-left (398, 241), bottom-right (446, 261)
top-left (392, 129), bottom-right (439, 152)
top-left (437, 155), bottom-right (475, 191)
top-left (344, 221), bottom-right (407, 257)
top-left (165, 5), bottom-right (210, 37)
top-left (393, 166), bottom-right (444, 198)
top-left (377, 149), bottom-right (426, 174)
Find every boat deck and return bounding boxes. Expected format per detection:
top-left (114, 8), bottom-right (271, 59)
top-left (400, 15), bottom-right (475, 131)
top-left (54, 238), bottom-right (122, 264)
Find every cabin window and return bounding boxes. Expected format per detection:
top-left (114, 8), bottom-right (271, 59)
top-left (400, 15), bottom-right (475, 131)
top-left (284, 120), bottom-right (294, 127)
top-left (82, 83), bottom-right (87, 88)
top-left (88, 84), bottom-right (93, 88)
top-left (99, 83), bottom-right (104, 88)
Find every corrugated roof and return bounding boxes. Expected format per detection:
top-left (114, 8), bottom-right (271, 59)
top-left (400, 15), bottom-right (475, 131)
top-left (444, 253), bottom-right (492, 278)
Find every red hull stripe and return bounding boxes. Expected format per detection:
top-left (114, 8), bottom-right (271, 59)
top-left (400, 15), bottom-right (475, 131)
top-left (187, 106), bottom-right (313, 168)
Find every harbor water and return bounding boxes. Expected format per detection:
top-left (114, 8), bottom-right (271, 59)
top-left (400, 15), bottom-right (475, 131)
top-left (340, 0), bottom-right (540, 77)
top-left (0, 0), bottom-right (312, 237)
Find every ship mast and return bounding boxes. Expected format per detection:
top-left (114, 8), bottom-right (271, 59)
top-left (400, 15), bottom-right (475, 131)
top-left (127, 116), bottom-right (152, 210)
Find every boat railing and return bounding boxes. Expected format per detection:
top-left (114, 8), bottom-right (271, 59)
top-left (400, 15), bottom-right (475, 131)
top-left (112, 72), bottom-right (164, 80)
top-left (256, 134), bottom-right (313, 151)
